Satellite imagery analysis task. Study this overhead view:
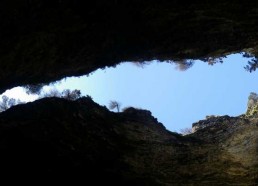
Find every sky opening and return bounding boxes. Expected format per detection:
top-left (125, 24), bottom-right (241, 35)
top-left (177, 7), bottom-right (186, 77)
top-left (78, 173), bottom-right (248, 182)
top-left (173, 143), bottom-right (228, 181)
top-left (1, 53), bottom-right (258, 132)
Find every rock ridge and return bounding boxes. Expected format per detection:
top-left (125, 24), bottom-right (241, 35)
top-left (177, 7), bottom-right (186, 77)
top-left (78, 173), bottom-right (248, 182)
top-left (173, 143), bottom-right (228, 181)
top-left (0, 97), bottom-right (256, 185)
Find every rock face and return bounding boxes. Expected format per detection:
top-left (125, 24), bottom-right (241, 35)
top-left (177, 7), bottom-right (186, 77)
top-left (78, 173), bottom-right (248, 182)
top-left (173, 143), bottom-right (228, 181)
top-left (246, 92), bottom-right (258, 117)
top-left (1, 1), bottom-right (258, 185)
top-left (192, 115), bottom-right (247, 132)
top-left (0, 97), bottom-right (257, 185)
top-left (1, 0), bottom-right (258, 92)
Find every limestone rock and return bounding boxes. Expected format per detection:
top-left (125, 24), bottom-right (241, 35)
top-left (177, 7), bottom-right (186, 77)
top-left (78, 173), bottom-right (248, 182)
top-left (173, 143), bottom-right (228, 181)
top-left (0, 97), bottom-right (257, 185)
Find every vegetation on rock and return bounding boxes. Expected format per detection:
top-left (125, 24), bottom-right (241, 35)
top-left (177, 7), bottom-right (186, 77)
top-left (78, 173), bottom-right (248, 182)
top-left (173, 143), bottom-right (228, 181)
top-left (108, 100), bottom-right (121, 112)
top-left (0, 95), bottom-right (24, 112)
top-left (246, 92), bottom-right (258, 117)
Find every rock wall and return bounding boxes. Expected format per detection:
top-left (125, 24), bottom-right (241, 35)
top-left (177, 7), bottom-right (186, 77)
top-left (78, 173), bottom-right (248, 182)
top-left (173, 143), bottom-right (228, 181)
top-left (246, 92), bottom-right (258, 117)
top-left (192, 115), bottom-right (247, 132)
top-left (1, 1), bottom-right (258, 184)
top-left (0, 97), bottom-right (257, 185)
top-left (0, 0), bottom-right (258, 92)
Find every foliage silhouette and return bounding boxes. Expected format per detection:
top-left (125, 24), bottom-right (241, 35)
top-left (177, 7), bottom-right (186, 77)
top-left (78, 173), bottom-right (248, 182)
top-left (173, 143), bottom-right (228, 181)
top-left (0, 95), bottom-right (24, 112)
top-left (109, 101), bottom-right (121, 112)
top-left (62, 89), bottom-right (81, 101)
top-left (24, 83), bottom-right (46, 95)
top-left (180, 127), bottom-right (193, 135)
top-left (40, 88), bottom-right (81, 101)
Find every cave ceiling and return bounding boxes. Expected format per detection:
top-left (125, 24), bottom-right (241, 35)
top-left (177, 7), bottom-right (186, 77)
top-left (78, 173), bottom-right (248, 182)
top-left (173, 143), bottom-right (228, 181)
top-left (0, 0), bottom-right (258, 93)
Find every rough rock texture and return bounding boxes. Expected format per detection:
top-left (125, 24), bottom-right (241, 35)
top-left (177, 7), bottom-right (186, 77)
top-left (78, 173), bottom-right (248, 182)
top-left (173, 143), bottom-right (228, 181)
top-left (0, 97), bottom-right (257, 185)
top-left (246, 93), bottom-right (258, 117)
top-left (192, 115), bottom-right (247, 132)
top-left (1, 1), bottom-right (258, 185)
top-left (1, 0), bottom-right (258, 92)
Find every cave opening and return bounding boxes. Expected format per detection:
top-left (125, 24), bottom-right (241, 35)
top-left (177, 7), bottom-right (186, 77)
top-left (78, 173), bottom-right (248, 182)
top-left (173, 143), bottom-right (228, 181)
top-left (1, 53), bottom-right (258, 132)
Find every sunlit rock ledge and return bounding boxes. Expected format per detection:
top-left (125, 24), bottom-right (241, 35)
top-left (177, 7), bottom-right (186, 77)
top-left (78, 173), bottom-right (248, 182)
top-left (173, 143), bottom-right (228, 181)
top-left (192, 93), bottom-right (258, 133)
top-left (192, 115), bottom-right (248, 133)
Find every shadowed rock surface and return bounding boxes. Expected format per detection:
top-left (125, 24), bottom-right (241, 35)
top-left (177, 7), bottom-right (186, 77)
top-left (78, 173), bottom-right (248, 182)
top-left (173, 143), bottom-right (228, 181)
top-left (1, 0), bottom-right (258, 92)
top-left (0, 97), bottom-right (257, 185)
top-left (1, 1), bottom-right (258, 185)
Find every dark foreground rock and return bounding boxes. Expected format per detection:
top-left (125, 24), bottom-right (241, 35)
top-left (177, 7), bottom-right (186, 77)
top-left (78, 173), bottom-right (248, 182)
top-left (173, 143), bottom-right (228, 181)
top-left (0, 97), bottom-right (257, 185)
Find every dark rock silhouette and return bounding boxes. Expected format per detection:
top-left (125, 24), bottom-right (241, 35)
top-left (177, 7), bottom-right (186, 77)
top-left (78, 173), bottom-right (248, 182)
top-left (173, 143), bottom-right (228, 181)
top-left (0, 97), bottom-right (257, 185)
top-left (1, 1), bottom-right (258, 184)
top-left (0, 1), bottom-right (258, 92)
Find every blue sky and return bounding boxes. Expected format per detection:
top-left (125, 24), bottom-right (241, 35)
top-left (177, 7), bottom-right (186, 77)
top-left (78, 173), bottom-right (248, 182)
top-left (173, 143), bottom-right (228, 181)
top-left (52, 53), bottom-right (258, 132)
top-left (3, 53), bottom-right (258, 132)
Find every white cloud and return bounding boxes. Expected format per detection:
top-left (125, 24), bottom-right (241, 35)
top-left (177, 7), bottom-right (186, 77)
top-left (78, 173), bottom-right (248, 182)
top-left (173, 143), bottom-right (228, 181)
top-left (2, 87), bottom-right (38, 102)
